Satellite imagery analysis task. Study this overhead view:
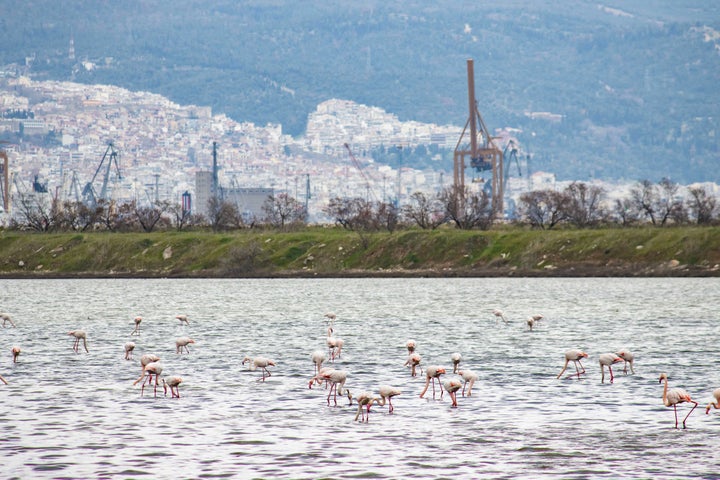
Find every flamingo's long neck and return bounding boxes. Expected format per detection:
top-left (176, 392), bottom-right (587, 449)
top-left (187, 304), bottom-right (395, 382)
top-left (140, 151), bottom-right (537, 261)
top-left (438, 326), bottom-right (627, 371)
top-left (662, 376), bottom-right (670, 406)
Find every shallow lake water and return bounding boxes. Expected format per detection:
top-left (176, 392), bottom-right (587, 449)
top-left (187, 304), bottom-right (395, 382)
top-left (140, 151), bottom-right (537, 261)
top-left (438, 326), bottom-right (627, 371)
top-left (1, 277), bottom-right (719, 479)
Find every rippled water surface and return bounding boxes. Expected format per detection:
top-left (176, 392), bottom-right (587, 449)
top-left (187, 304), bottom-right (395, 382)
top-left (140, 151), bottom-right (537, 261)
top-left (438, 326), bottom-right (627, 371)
top-left (1, 277), bottom-right (720, 479)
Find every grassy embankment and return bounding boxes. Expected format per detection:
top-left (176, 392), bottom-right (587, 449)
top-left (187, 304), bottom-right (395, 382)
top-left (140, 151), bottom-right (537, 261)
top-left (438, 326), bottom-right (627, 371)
top-left (0, 226), bottom-right (718, 278)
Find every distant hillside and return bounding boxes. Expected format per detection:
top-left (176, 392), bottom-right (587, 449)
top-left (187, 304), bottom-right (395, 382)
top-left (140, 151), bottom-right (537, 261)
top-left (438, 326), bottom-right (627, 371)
top-left (1, 1), bottom-right (719, 183)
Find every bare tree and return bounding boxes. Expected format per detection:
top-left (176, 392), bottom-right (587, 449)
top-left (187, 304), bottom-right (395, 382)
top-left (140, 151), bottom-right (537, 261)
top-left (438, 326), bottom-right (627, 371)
top-left (374, 201), bottom-right (400, 233)
top-left (611, 197), bottom-right (640, 227)
top-left (133, 200), bottom-right (171, 232)
top-left (206, 196), bottom-right (241, 232)
top-left (324, 196), bottom-right (372, 231)
top-left (12, 191), bottom-right (62, 232)
top-left (563, 182), bottom-right (606, 227)
top-left (262, 193), bottom-right (307, 230)
top-left (518, 189), bottom-right (569, 229)
top-left (630, 178), bottom-right (685, 226)
top-left (438, 185), bottom-right (494, 230)
top-left (686, 186), bottom-right (717, 225)
top-left (402, 191), bottom-right (446, 229)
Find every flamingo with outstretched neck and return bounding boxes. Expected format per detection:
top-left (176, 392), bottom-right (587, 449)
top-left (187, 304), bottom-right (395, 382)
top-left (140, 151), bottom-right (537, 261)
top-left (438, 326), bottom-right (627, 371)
top-left (242, 355), bottom-right (276, 381)
top-left (419, 366), bottom-right (446, 399)
top-left (659, 372), bottom-right (698, 429)
top-left (68, 330), bottom-right (89, 353)
top-left (599, 353), bottom-right (623, 383)
top-left (556, 349), bottom-right (588, 379)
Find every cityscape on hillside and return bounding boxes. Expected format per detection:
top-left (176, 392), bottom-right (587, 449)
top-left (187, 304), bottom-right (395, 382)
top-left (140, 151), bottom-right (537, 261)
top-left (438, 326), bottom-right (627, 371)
top-left (0, 73), bottom-right (716, 224)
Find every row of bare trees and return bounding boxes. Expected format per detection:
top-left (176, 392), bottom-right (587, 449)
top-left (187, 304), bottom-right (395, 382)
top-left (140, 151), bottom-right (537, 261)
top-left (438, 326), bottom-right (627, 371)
top-left (8, 192), bottom-right (308, 233)
top-left (7, 179), bottom-right (718, 233)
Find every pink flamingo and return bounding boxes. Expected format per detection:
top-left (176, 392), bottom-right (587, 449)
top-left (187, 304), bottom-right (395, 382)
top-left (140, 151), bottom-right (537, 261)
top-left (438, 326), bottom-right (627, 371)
top-left (492, 309), bottom-right (507, 324)
top-left (242, 355), bottom-right (276, 382)
top-left (11, 346), bottom-right (20, 363)
top-left (309, 367), bottom-right (334, 389)
top-left (133, 361), bottom-right (164, 397)
top-left (311, 350), bottom-right (327, 374)
top-left (124, 342), bottom-right (135, 360)
top-left (556, 349), bottom-right (588, 379)
top-left (0, 373), bottom-right (7, 385)
top-left (319, 369), bottom-right (349, 406)
top-left (659, 372), bottom-right (698, 429)
top-left (599, 353), bottom-right (623, 383)
top-left (451, 352), bottom-right (462, 373)
top-left (377, 385), bottom-right (402, 413)
top-left (616, 350), bottom-right (635, 374)
top-left (175, 337), bottom-right (195, 354)
top-left (326, 327), bottom-right (344, 361)
top-left (706, 389), bottom-right (720, 414)
top-left (68, 330), bottom-right (89, 353)
top-left (130, 316), bottom-right (142, 335)
top-left (458, 369), bottom-right (478, 397)
top-left (163, 376), bottom-right (183, 398)
top-left (527, 315), bottom-right (544, 331)
top-left (419, 366), bottom-right (446, 399)
top-left (404, 353), bottom-right (422, 377)
top-left (176, 314), bottom-right (190, 326)
top-left (0, 312), bottom-right (16, 327)
top-left (349, 391), bottom-right (379, 422)
top-left (444, 378), bottom-right (463, 407)
top-left (406, 340), bottom-right (416, 354)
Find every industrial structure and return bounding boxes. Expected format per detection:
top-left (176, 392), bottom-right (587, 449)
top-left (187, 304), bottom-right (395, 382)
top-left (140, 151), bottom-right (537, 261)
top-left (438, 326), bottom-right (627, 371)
top-left (453, 58), bottom-right (504, 214)
top-left (81, 142), bottom-right (122, 206)
top-left (193, 142), bottom-right (273, 221)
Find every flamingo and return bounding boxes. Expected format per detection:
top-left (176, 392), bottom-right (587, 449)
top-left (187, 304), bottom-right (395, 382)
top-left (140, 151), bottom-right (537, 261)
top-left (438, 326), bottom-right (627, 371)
top-left (492, 309), bottom-right (508, 324)
top-left (527, 313), bottom-right (543, 331)
top-left (311, 350), bottom-right (327, 374)
top-left (0, 312), bottom-right (16, 327)
top-left (326, 327), bottom-right (344, 361)
top-left (616, 350), bottom-right (635, 374)
top-left (406, 340), bottom-right (416, 354)
top-left (309, 367), bottom-right (334, 389)
top-left (705, 388), bottom-right (720, 414)
top-left (443, 378), bottom-right (463, 407)
top-left (349, 391), bottom-right (379, 422)
top-left (599, 353), bottom-right (623, 383)
top-left (556, 349), bottom-right (588, 379)
top-left (68, 330), bottom-right (89, 353)
top-left (134, 361), bottom-right (164, 397)
top-left (404, 353), bottom-right (422, 377)
top-left (242, 355), bottom-right (276, 381)
top-left (176, 314), bottom-right (190, 326)
top-left (130, 316), bottom-right (142, 335)
top-left (659, 372), bottom-right (698, 429)
top-left (11, 346), bottom-right (20, 363)
top-left (458, 369), bottom-right (478, 397)
top-left (175, 337), bottom-right (195, 354)
top-left (124, 342), bottom-right (135, 360)
top-left (324, 312), bottom-right (337, 325)
top-left (139, 353), bottom-right (160, 371)
top-left (451, 352), bottom-right (462, 373)
top-left (163, 376), bottom-right (183, 398)
top-left (0, 373), bottom-right (7, 385)
top-left (419, 366), bottom-right (446, 399)
top-left (319, 369), bottom-right (349, 406)
top-left (377, 385), bottom-right (401, 413)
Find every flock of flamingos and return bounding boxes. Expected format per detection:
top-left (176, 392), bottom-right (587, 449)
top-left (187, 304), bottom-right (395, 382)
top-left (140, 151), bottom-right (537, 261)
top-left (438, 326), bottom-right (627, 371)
top-left (2, 308), bottom-right (720, 428)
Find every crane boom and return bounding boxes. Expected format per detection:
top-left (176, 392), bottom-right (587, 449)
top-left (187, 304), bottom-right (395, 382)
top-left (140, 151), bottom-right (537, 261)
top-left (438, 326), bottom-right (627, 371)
top-left (343, 143), bottom-right (380, 202)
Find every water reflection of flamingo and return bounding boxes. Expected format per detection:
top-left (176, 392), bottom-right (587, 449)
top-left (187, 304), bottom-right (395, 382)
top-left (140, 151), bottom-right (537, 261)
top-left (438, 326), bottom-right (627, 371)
top-left (659, 372), bottom-right (698, 429)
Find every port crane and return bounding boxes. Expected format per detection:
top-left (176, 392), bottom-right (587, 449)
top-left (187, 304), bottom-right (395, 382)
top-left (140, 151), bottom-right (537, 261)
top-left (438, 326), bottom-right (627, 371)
top-left (453, 59), bottom-right (504, 214)
top-left (82, 142), bottom-right (121, 206)
top-left (344, 143), bottom-right (381, 202)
